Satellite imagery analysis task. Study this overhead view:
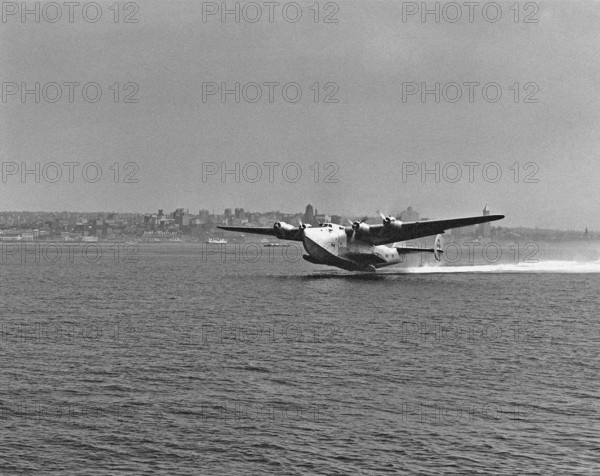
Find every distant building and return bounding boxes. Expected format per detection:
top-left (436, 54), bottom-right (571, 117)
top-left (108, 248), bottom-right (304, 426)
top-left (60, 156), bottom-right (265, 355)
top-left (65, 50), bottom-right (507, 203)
top-left (304, 204), bottom-right (315, 225)
top-left (481, 205), bottom-right (491, 238)
top-left (198, 210), bottom-right (211, 223)
top-left (399, 206), bottom-right (420, 222)
top-left (173, 208), bottom-right (185, 226)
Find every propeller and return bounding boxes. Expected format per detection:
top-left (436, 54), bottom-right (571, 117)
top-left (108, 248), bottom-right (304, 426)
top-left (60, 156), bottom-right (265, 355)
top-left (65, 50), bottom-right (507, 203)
top-left (377, 210), bottom-right (400, 227)
top-left (273, 221), bottom-right (297, 238)
top-left (351, 216), bottom-right (368, 228)
top-left (346, 217), bottom-right (370, 244)
top-left (298, 218), bottom-right (311, 230)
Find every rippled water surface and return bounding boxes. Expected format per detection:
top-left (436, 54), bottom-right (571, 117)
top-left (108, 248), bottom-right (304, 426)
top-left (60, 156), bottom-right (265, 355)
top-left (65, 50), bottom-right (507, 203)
top-left (1, 244), bottom-right (599, 475)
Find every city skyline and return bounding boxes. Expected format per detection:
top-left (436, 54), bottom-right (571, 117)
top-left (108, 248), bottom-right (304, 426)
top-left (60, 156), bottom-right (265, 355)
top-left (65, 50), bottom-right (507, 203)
top-left (0, 169), bottom-right (595, 231)
top-left (0, 203), bottom-right (596, 235)
top-left (2, 1), bottom-right (600, 231)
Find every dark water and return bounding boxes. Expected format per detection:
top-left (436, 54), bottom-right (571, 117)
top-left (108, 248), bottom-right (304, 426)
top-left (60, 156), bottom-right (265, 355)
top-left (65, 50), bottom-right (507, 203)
top-left (1, 243), bottom-right (599, 475)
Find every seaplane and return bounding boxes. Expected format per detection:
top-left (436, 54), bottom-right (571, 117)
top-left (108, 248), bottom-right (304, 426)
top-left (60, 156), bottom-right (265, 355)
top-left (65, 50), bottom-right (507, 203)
top-left (218, 210), bottom-right (504, 272)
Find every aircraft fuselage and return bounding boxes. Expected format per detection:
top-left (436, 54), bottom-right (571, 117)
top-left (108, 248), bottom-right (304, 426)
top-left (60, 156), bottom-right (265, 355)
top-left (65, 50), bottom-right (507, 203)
top-left (302, 224), bottom-right (408, 272)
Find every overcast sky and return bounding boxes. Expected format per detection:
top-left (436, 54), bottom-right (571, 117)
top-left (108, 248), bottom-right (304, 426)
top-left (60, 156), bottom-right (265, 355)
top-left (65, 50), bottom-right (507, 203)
top-left (2, 0), bottom-right (599, 229)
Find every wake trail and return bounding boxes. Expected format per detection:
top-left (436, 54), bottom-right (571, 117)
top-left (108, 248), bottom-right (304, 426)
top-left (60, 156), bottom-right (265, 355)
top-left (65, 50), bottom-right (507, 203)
top-left (398, 259), bottom-right (600, 274)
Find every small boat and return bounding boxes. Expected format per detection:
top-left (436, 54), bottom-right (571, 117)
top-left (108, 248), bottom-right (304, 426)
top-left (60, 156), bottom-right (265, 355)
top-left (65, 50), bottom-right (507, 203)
top-left (207, 237), bottom-right (227, 244)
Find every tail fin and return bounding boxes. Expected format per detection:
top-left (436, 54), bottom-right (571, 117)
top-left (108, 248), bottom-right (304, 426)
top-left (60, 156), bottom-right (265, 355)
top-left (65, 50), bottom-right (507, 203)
top-left (434, 234), bottom-right (443, 262)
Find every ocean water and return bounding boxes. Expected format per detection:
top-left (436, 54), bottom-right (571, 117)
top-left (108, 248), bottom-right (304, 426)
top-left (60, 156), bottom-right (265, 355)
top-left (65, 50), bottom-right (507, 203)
top-left (1, 243), bottom-right (599, 475)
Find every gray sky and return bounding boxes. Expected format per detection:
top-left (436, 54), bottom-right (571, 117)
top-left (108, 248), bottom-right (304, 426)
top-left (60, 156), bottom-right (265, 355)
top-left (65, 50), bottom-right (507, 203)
top-left (2, 0), bottom-right (599, 229)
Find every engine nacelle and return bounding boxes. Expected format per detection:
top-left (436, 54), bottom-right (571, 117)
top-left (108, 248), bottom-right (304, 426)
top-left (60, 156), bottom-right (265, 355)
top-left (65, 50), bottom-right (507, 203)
top-left (352, 221), bottom-right (370, 235)
top-left (299, 223), bottom-right (312, 230)
top-left (273, 221), bottom-right (295, 232)
top-left (383, 216), bottom-right (402, 229)
top-left (273, 221), bottom-right (299, 239)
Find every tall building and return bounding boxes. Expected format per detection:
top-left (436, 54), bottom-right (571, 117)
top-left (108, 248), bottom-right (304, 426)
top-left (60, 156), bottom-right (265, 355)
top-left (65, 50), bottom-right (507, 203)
top-left (199, 210), bottom-right (211, 223)
top-left (399, 206), bottom-right (420, 222)
top-left (304, 204), bottom-right (315, 225)
top-left (173, 208), bottom-right (185, 226)
top-left (481, 205), bottom-right (491, 238)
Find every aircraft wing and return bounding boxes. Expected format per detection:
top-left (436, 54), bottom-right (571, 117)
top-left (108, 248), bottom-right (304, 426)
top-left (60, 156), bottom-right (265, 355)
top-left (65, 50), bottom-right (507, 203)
top-left (217, 225), bottom-right (303, 241)
top-left (365, 214), bottom-right (505, 245)
top-left (217, 226), bottom-right (276, 236)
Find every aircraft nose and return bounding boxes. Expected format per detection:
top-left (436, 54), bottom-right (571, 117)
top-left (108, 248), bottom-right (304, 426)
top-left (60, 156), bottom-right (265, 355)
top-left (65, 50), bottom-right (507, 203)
top-left (303, 227), bottom-right (319, 240)
top-left (302, 227), bottom-right (323, 255)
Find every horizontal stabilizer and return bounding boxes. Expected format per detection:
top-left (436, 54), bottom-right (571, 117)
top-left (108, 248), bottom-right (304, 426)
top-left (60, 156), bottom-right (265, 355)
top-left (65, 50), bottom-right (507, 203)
top-left (395, 234), bottom-right (444, 262)
top-left (394, 246), bottom-right (440, 255)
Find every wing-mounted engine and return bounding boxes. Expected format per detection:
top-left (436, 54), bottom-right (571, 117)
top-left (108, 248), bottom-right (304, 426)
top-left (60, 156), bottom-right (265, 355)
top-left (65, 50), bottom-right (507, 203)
top-left (350, 219), bottom-right (370, 242)
top-left (378, 210), bottom-right (403, 230)
top-left (273, 221), bottom-right (294, 232)
top-left (352, 220), bottom-right (369, 235)
top-left (273, 221), bottom-right (298, 239)
top-left (298, 219), bottom-right (312, 231)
